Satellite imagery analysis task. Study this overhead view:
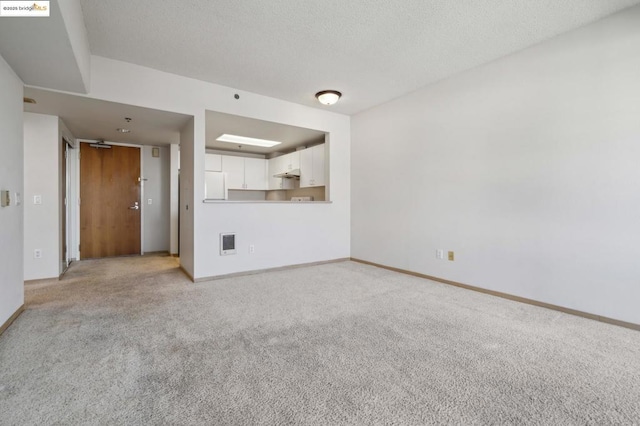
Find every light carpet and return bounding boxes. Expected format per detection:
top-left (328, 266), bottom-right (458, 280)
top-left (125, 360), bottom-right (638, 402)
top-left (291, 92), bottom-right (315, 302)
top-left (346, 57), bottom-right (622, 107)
top-left (1, 256), bottom-right (639, 425)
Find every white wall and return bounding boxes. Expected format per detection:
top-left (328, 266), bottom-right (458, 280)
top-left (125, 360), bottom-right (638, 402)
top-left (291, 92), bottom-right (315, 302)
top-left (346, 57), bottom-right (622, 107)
top-left (0, 54), bottom-right (24, 325)
top-left (179, 118), bottom-right (195, 277)
top-left (351, 7), bottom-right (640, 325)
top-left (87, 56), bottom-right (351, 279)
top-left (23, 114), bottom-right (76, 280)
top-left (23, 113), bottom-right (60, 281)
top-left (169, 144), bottom-right (180, 255)
top-left (142, 145), bottom-right (170, 252)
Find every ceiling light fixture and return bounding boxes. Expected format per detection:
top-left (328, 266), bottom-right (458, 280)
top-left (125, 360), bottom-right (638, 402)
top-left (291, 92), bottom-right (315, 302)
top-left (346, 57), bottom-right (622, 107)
top-left (116, 128), bottom-right (131, 133)
top-left (216, 134), bottom-right (282, 148)
top-left (315, 90), bottom-right (341, 106)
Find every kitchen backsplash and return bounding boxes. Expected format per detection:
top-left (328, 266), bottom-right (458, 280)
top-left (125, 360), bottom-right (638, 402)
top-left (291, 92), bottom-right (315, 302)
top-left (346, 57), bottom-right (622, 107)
top-left (265, 186), bottom-right (326, 201)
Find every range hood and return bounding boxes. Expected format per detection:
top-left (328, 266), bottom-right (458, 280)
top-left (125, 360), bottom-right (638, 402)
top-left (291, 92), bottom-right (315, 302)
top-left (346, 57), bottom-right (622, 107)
top-left (273, 169), bottom-right (300, 179)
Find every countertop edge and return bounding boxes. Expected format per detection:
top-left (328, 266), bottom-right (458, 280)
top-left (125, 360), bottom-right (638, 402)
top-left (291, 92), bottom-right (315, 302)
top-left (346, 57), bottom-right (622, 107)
top-left (202, 200), bottom-right (333, 204)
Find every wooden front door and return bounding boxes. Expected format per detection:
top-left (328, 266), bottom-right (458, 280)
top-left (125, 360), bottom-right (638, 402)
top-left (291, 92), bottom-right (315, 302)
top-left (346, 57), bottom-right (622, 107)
top-left (80, 143), bottom-right (141, 259)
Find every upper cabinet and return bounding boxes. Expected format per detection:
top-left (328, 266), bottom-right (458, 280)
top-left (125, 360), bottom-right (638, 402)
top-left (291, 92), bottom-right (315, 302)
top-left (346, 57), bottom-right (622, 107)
top-left (282, 151), bottom-right (300, 171)
top-left (222, 155), bottom-right (267, 190)
top-left (213, 144), bottom-right (325, 194)
top-left (221, 156), bottom-right (245, 189)
top-left (268, 155), bottom-right (294, 190)
top-left (244, 158), bottom-right (268, 190)
top-left (205, 153), bottom-right (222, 171)
top-left (268, 156), bottom-right (282, 190)
top-left (300, 144), bottom-right (325, 188)
top-left (269, 151), bottom-right (304, 190)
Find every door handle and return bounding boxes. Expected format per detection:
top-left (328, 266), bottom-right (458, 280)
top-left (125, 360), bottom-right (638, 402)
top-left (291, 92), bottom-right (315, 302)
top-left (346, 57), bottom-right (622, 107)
top-left (129, 201), bottom-right (139, 210)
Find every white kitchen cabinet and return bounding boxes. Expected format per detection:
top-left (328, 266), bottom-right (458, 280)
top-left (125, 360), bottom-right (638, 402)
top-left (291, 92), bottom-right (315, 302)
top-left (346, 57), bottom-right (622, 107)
top-left (282, 151), bottom-right (300, 171)
top-left (268, 155), bottom-right (294, 190)
top-left (244, 157), bottom-right (267, 190)
top-left (221, 155), bottom-right (267, 190)
top-left (268, 156), bottom-right (283, 190)
top-left (300, 144), bottom-right (325, 188)
top-left (311, 144), bottom-right (325, 186)
top-left (222, 156), bottom-right (245, 189)
top-left (300, 148), bottom-right (313, 187)
top-left (204, 153), bottom-right (222, 171)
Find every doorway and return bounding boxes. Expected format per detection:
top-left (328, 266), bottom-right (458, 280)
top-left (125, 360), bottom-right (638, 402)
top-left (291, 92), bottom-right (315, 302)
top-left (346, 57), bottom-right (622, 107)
top-left (80, 143), bottom-right (141, 258)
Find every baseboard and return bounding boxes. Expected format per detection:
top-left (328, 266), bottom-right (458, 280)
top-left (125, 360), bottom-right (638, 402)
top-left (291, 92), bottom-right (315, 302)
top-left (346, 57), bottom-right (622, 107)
top-left (142, 251), bottom-right (170, 256)
top-left (25, 277), bottom-right (58, 284)
top-left (194, 258), bottom-right (351, 283)
top-left (351, 258), bottom-right (640, 332)
top-left (0, 304), bottom-right (25, 337)
top-left (180, 265), bottom-right (195, 282)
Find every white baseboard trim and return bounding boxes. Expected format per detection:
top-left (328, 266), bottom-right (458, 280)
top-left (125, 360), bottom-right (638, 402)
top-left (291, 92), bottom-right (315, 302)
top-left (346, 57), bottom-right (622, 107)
top-left (0, 304), bottom-right (25, 337)
top-left (351, 258), bottom-right (640, 332)
top-left (193, 258), bottom-right (351, 283)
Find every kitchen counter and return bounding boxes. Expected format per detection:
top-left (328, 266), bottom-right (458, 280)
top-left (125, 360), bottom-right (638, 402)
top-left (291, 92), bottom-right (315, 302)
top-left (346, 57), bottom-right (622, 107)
top-left (203, 200), bottom-right (332, 204)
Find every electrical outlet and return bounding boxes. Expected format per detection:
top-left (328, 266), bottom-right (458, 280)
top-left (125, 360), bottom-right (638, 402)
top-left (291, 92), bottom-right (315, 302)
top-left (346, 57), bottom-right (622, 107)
top-left (436, 249), bottom-right (444, 259)
top-left (148, 198), bottom-right (153, 205)
top-left (34, 249), bottom-right (42, 259)
top-left (448, 251), bottom-right (455, 261)
top-left (249, 244), bottom-right (255, 254)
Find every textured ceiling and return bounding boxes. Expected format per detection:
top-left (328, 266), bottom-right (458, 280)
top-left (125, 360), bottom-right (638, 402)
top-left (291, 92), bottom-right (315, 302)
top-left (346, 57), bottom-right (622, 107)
top-left (80, 0), bottom-right (640, 115)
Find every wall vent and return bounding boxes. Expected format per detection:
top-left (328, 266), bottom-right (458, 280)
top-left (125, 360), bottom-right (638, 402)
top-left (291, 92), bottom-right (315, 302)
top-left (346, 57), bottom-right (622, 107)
top-left (220, 232), bottom-right (236, 255)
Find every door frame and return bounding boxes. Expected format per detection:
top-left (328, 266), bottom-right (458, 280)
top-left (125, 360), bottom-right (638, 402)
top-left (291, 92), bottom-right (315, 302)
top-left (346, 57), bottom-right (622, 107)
top-left (77, 140), bottom-right (145, 258)
top-left (60, 136), bottom-right (72, 277)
